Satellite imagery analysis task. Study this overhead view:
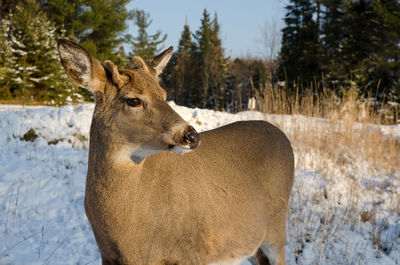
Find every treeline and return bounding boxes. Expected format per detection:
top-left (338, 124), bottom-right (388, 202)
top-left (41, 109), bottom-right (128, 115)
top-left (0, 0), bottom-right (133, 104)
top-left (161, 10), bottom-right (270, 110)
top-left (163, 0), bottom-right (400, 110)
top-left (279, 0), bottom-right (400, 102)
top-left (0, 0), bottom-right (265, 109)
top-left (0, 0), bottom-right (399, 110)
top-left (163, 10), bottom-right (227, 109)
top-left (0, 0), bottom-right (168, 104)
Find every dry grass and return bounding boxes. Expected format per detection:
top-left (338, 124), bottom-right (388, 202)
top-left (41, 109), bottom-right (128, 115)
top-left (251, 81), bottom-right (400, 263)
top-left (254, 81), bottom-right (400, 174)
top-left (255, 81), bottom-right (399, 123)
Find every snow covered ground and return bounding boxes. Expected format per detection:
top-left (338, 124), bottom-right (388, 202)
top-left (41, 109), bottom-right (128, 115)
top-left (0, 103), bottom-right (399, 265)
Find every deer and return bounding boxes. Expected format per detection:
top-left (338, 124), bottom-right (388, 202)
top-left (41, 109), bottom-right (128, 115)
top-left (57, 39), bottom-right (294, 265)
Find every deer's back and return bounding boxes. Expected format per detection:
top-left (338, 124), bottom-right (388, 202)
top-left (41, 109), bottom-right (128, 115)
top-left (132, 120), bottom-right (294, 262)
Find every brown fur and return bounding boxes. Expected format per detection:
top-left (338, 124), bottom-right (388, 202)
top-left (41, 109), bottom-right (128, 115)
top-left (58, 39), bottom-right (294, 265)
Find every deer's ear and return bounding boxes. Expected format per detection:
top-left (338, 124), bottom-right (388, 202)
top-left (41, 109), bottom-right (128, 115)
top-left (58, 39), bottom-right (107, 93)
top-left (148, 46), bottom-right (173, 77)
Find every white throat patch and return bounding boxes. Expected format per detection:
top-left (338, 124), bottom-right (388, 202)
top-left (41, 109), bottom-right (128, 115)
top-left (171, 144), bottom-right (193, 155)
top-left (114, 145), bottom-right (194, 164)
top-left (130, 147), bottom-right (163, 163)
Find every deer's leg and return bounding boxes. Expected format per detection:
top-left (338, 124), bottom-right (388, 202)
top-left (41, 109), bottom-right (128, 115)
top-left (247, 255), bottom-right (258, 265)
top-left (255, 248), bottom-right (272, 265)
top-left (101, 259), bottom-right (111, 265)
top-left (102, 258), bottom-right (122, 265)
top-left (258, 213), bottom-right (288, 265)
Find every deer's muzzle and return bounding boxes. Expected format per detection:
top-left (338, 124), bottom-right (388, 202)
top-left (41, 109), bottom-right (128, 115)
top-left (183, 126), bottom-right (201, 149)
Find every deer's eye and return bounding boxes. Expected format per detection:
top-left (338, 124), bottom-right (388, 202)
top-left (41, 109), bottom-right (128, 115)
top-left (126, 98), bottom-right (143, 108)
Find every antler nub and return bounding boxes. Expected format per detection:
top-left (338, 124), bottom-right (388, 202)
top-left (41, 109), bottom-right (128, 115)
top-left (103, 60), bottom-right (129, 87)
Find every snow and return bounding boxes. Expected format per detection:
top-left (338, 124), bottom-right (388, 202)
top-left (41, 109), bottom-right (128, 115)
top-left (0, 103), bottom-right (399, 265)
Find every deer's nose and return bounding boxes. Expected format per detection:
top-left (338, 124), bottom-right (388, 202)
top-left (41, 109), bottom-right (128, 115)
top-left (183, 126), bottom-right (200, 149)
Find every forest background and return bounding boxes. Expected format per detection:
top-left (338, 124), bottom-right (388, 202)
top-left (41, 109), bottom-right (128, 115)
top-left (0, 0), bottom-right (399, 122)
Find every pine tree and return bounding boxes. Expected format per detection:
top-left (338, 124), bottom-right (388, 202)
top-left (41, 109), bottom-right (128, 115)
top-left (2, 0), bottom-right (75, 105)
top-left (335, 0), bottom-right (399, 98)
top-left (277, 0), bottom-right (400, 104)
top-left (116, 46), bottom-right (130, 69)
top-left (42, 0), bottom-right (132, 62)
top-left (339, 0), bottom-right (375, 85)
top-left (209, 13), bottom-right (228, 109)
top-left (39, 0), bottom-right (80, 35)
top-left (0, 17), bottom-right (14, 99)
top-left (179, 24), bottom-right (193, 53)
top-left (168, 24), bottom-right (198, 105)
top-left (194, 9), bottom-right (213, 107)
top-left (0, 0), bottom-right (23, 19)
top-left (371, 0), bottom-right (400, 100)
top-left (373, 0), bottom-right (400, 102)
top-left (193, 9), bottom-right (227, 108)
top-left (321, 0), bottom-right (345, 85)
top-left (278, 0), bottom-right (321, 90)
top-left (126, 9), bottom-right (167, 61)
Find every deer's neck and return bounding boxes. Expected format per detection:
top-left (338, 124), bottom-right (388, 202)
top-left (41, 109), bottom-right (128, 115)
top-left (87, 119), bottom-right (143, 185)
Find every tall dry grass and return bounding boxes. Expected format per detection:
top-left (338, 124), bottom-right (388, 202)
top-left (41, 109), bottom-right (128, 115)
top-left (251, 81), bottom-right (400, 263)
top-left (253, 81), bottom-right (400, 174)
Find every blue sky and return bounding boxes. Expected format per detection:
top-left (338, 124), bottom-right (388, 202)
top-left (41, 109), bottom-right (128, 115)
top-left (126, 0), bottom-right (289, 58)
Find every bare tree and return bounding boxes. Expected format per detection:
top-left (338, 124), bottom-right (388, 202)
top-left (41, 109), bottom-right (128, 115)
top-left (258, 17), bottom-right (282, 60)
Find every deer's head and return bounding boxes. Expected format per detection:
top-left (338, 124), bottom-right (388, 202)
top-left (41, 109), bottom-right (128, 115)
top-left (58, 39), bottom-right (200, 163)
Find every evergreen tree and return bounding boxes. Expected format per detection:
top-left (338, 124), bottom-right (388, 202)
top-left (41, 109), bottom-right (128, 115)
top-left (321, 0), bottom-right (345, 85)
top-left (39, 0), bottom-right (80, 35)
top-left (167, 24), bottom-right (198, 106)
top-left (116, 46), bottom-right (130, 69)
top-left (193, 9), bottom-right (227, 108)
top-left (374, 0), bottom-right (400, 26)
top-left (340, 0), bottom-right (376, 84)
top-left (0, 17), bottom-right (14, 99)
top-left (373, 0), bottom-right (400, 102)
top-left (163, 11), bottom-right (227, 109)
top-left (336, 0), bottom-right (400, 98)
top-left (0, 0), bottom-right (22, 19)
top-left (1, 0), bottom-right (75, 104)
top-left (209, 14), bottom-right (228, 109)
top-left (370, 0), bottom-right (400, 100)
top-left (278, 0), bottom-right (400, 104)
top-left (126, 9), bottom-right (167, 61)
top-left (42, 0), bottom-right (132, 62)
top-left (179, 24), bottom-right (193, 52)
top-left (278, 0), bottom-right (321, 90)
top-left (194, 9), bottom-right (213, 107)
